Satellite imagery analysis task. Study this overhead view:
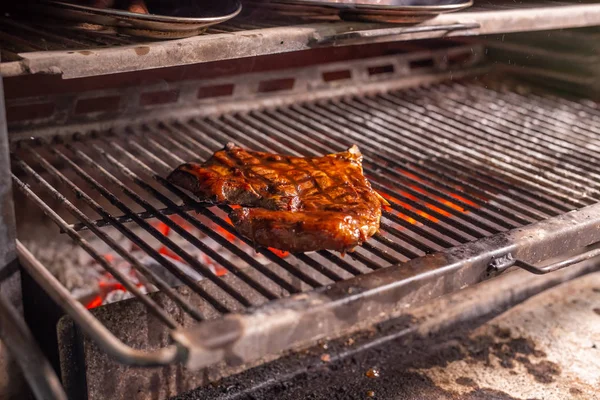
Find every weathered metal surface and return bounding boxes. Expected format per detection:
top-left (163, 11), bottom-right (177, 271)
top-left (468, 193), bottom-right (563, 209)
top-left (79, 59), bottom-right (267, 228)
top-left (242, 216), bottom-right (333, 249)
top-left (60, 247), bottom-right (600, 399)
top-left (28, 0), bottom-right (242, 39)
top-left (491, 247), bottom-right (600, 275)
top-left (58, 262), bottom-right (335, 400)
top-left (176, 267), bottom-right (600, 399)
top-left (3, 1), bottom-right (600, 78)
top-left (0, 59), bottom-right (31, 400)
top-left (17, 241), bottom-right (182, 367)
top-left (0, 291), bottom-right (66, 400)
top-left (416, 273), bottom-right (600, 399)
top-left (0, 74), bottom-right (16, 276)
top-left (5, 46), bottom-right (484, 139)
top-left (174, 202), bottom-right (600, 370)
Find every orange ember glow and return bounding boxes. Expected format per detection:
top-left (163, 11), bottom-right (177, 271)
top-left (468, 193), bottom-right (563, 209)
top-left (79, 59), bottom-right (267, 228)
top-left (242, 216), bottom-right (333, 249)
top-left (426, 204), bottom-right (452, 218)
top-left (268, 248), bottom-right (290, 258)
top-left (155, 221), bottom-right (170, 236)
top-left (379, 192), bottom-right (419, 225)
top-left (449, 192), bottom-right (479, 208)
top-left (86, 296), bottom-right (103, 309)
top-left (405, 184), bottom-right (464, 213)
top-left (98, 280), bottom-right (127, 292)
top-left (159, 245), bottom-right (184, 263)
top-left (169, 214), bottom-right (194, 231)
top-left (216, 223), bottom-right (237, 243)
top-left (201, 255), bottom-right (228, 277)
top-left (379, 192), bottom-right (438, 224)
top-left (396, 168), bottom-right (482, 210)
top-left (92, 208), bottom-right (263, 307)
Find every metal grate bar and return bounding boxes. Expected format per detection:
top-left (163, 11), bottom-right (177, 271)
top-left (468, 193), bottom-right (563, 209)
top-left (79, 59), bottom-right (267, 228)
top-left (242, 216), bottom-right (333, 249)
top-left (435, 84), bottom-right (600, 182)
top-left (65, 142), bottom-right (258, 308)
top-left (315, 250), bottom-right (366, 275)
top-left (360, 242), bottom-right (399, 265)
top-left (457, 85), bottom-right (600, 162)
top-left (527, 92), bottom-right (600, 126)
top-left (70, 203), bottom-right (200, 231)
top-left (353, 93), bottom-right (570, 217)
top-left (380, 92), bottom-right (590, 209)
top-left (390, 89), bottom-right (600, 204)
top-left (124, 133), bottom-right (327, 289)
top-left (126, 124), bottom-right (350, 285)
top-left (161, 118), bottom-right (388, 272)
top-left (21, 147), bottom-right (206, 321)
top-left (49, 145), bottom-right (234, 313)
top-left (11, 169), bottom-right (181, 328)
top-left (0, 17), bottom-right (95, 49)
top-left (119, 138), bottom-right (321, 291)
top-left (373, 231), bottom-right (430, 258)
top-left (92, 141), bottom-right (284, 301)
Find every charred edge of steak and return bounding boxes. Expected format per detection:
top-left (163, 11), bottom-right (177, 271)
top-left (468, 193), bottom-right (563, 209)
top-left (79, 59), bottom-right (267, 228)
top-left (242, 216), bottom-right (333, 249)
top-left (167, 166), bottom-right (202, 193)
top-left (229, 207), bottom-right (381, 253)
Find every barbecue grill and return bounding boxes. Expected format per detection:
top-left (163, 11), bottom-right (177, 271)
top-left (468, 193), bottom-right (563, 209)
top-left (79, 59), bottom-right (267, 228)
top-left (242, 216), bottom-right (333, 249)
top-left (2, 1), bottom-right (600, 399)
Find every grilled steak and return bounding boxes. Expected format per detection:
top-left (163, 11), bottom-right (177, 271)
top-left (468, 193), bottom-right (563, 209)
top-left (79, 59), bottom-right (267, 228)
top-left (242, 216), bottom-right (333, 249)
top-left (167, 143), bottom-right (388, 253)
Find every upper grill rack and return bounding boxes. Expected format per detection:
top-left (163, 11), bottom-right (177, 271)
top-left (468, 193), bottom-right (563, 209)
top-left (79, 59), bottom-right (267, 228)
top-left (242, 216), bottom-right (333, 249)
top-left (12, 78), bottom-right (600, 366)
top-left (4, 1), bottom-right (600, 78)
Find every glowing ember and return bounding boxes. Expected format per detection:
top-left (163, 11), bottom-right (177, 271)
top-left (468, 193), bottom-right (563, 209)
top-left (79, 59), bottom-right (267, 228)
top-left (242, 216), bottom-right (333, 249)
top-left (156, 221), bottom-right (170, 236)
top-left (214, 223), bottom-right (237, 243)
top-left (158, 245), bottom-right (184, 263)
top-left (85, 296), bottom-right (103, 309)
top-left (375, 168), bottom-right (484, 231)
top-left (73, 209), bottom-right (284, 307)
top-left (268, 248), bottom-right (290, 258)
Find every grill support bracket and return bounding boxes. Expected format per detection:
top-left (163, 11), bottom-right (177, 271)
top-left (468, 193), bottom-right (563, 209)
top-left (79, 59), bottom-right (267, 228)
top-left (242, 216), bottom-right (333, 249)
top-left (490, 247), bottom-right (600, 275)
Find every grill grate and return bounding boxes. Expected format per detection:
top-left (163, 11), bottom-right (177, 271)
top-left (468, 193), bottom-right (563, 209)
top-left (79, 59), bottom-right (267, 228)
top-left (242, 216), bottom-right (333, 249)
top-left (12, 80), bottom-right (600, 332)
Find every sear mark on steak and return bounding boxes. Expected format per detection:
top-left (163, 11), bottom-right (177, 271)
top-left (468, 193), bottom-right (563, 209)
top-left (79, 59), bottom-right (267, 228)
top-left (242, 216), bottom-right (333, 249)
top-left (167, 143), bottom-right (388, 253)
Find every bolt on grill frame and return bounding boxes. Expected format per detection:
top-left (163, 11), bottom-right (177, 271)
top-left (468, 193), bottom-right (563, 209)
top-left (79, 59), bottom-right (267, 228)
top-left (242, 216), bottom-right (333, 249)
top-left (11, 50), bottom-right (600, 370)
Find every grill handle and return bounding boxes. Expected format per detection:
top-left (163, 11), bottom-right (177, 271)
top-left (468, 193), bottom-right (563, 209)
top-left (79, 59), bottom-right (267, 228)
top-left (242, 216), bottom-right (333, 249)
top-left (315, 22), bottom-right (480, 45)
top-left (490, 247), bottom-right (600, 275)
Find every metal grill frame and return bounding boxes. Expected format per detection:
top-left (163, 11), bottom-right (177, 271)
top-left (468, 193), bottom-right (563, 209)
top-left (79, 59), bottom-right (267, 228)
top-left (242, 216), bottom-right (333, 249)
top-left (11, 49), bottom-right (600, 373)
top-left (6, 43), bottom-right (484, 138)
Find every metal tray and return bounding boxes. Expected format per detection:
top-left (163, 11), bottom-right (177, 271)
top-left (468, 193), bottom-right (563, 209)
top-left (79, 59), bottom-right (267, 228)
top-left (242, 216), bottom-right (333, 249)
top-left (27, 0), bottom-right (242, 39)
top-left (249, 0), bottom-right (472, 23)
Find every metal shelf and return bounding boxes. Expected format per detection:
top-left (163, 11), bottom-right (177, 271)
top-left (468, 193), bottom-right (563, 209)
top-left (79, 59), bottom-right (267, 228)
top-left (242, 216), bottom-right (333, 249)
top-left (3, 0), bottom-right (600, 79)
